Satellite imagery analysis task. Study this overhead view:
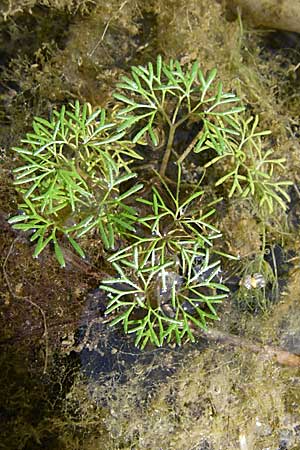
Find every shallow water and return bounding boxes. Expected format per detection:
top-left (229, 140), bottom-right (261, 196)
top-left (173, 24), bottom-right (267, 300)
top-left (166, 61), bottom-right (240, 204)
top-left (0, 2), bottom-right (300, 449)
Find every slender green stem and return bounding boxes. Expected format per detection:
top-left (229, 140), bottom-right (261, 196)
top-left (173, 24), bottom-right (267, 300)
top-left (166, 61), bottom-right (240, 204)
top-left (159, 102), bottom-right (204, 176)
top-left (259, 224), bottom-right (266, 272)
top-left (177, 128), bottom-right (203, 165)
top-left (171, 96), bottom-right (184, 125)
top-left (158, 105), bottom-right (172, 128)
top-left (159, 125), bottom-right (176, 177)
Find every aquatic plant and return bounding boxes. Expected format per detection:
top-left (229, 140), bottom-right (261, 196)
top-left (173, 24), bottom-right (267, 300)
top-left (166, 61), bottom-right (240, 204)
top-left (102, 243), bottom-right (228, 348)
top-left (236, 256), bottom-right (277, 312)
top-left (203, 114), bottom-right (292, 214)
top-left (9, 56), bottom-right (292, 346)
top-left (133, 165), bottom-right (222, 260)
top-left (101, 166), bottom-right (229, 347)
top-left (8, 101), bottom-right (143, 266)
top-left (113, 55), bottom-right (244, 176)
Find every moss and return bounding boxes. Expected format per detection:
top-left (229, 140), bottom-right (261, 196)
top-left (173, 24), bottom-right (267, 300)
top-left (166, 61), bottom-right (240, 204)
top-left (57, 340), bottom-right (299, 450)
top-left (0, 0), bottom-right (95, 19)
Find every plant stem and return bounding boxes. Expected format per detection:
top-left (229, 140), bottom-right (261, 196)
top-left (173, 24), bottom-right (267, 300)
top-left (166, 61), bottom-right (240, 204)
top-left (177, 128), bottom-right (203, 165)
top-left (199, 327), bottom-right (300, 368)
top-left (159, 125), bottom-right (176, 177)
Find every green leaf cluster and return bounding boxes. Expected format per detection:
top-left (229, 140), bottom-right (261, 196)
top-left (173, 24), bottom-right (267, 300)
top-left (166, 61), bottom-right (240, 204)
top-left (114, 56), bottom-right (243, 142)
top-left (9, 56), bottom-right (292, 347)
top-left (114, 56), bottom-right (244, 176)
top-left (204, 115), bottom-right (292, 214)
top-left (9, 101), bottom-right (143, 266)
top-left (100, 165), bottom-right (232, 347)
top-left (102, 244), bottom-right (228, 349)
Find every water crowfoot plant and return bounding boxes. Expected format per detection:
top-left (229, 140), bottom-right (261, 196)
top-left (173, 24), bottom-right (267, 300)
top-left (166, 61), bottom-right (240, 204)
top-left (9, 56), bottom-right (293, 347)
top-left (203, 114), bottom-right (292, 214)
top-left (134, 165), bottom-right (222, 260)
top-left (113, 55), bottom-right (244, 177)
top-left (8, 101), bottom-right (143, 266)
top-left (101, 244), bottom-right (228, 348)
top-left (100, 163), bottom-right (232, 347)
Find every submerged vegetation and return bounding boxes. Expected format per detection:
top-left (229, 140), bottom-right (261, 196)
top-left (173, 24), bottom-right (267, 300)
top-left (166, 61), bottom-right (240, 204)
top-left (1, 2), bottom-right (300, 449)
top-left (9, 56), bottom-right (292, 347)
top-left (8, 101), bottom-right (143, 266)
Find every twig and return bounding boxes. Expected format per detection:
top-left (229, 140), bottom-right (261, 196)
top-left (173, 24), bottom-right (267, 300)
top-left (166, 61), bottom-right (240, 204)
top-left (88, 1), bottom-right (128, 58)
top-left (2, 238), bottom-right (49, 374)
top-left (177, 128), bottom-right (203, 165)
top-left (199, 327), bottom-right (300, 368)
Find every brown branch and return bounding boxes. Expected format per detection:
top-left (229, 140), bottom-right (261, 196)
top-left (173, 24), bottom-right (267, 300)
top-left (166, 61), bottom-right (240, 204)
top-left (199, 327), bottom-right (300, 368)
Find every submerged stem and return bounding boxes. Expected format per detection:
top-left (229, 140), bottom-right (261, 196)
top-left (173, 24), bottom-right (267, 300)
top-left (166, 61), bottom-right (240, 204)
top-left (177, 128), bottom-right (203, 165)
top-left (200, 327), bottom-right (300, 368)
top-left (159, 125), bottom-right (176, 177)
